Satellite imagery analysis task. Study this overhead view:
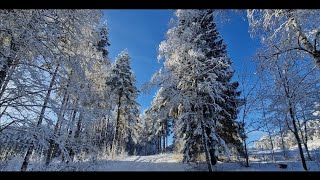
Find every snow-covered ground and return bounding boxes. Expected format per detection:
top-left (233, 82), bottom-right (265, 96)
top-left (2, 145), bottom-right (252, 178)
top-left (0, 153), bottom-right (194, 171)
top-left (1, 150), bottom-right (320, 171)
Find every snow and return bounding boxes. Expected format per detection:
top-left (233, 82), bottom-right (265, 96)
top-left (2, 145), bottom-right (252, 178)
top-left (2, 152), bottom-right (320, 171)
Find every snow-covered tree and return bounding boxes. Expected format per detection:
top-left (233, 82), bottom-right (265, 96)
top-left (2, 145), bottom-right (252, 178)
top-left (216, 70), bottom-right (244, 158)
top-left (155, 9), bottom-right (240, 171)
top-left (247, 9), bottom-right (320, 67)
top-left (106, 50), bottom-right (140, 156)
top-left (257, 47), bottom-right (320, 170)
top-left (0, 9), bottom-right (111, 170)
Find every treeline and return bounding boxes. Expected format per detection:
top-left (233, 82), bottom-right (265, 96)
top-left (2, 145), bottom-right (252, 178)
top-left (0, 9), bottom-right (319, 172)
top-left (0, 10), bottom-right (140, 171)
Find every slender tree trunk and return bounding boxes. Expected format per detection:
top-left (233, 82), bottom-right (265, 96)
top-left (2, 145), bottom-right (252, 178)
top-left (303, 123), bottom-right (312, 161)
top-left (20, 145), bottom-right (34, 171)
top-left (68, 98), bottom-right (79, 138)
top-left (46, 70), bottom-right (73, 165)
top-left (289, 106), bottom-right (308, 171)
top-left (280, 132), bottom-right (288, 160)
top-left (302, 141), bottom-right (312, 161)
top-left (0, 38), bottom-right (17, 90)
top-left (0, 72), bottom-right (11, 100)
top-left (278, 121), bottom-right (288, 160)
top-left (297, 120), bottom-right (312, 161)
top-left (275, 58), bottom-right (307, 170)
top-left (119, 118), bottom-right (126, 155)
top-left (21, 64), bottom-right (60, 171)
top-left (45, 91), bottom-right (69, 165)
top-left (105, 115), bottom-right (110, 146)
top-left (112, 91), bottom-right (122, 157)
top-left (0, 106), bottom-right (8, 122)
top-left (67, 108), bottom-right (77, 163)
top-left (165, 121), bottom-right (168, 152)
top-left (0, 57), bottom-right (19, 111)
top-left (241, 101), bottom-right (250, 167)
top-left (58, 95), bottom-right (70, 135)
top-left (268, 131), bottom-right (275, 162)
top-left (69, 112), bottom-right (82, 162)
top-left (243, 139), bottom-right (250, 167)
top-left (0, 120), bottom-right (15, 133)
top-left (122, 124), bottom-right (127, 154)
top-left (158, 134), bottom-right (161, 154)
top-left (162, 122), bottom-right (165, 153)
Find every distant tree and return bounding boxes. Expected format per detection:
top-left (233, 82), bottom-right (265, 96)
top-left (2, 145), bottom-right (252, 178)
top-left (106, 50), bottom-right (139, 156)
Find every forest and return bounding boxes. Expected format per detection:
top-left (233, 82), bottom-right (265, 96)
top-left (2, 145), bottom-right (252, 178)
top-left (0, 9), bottom-right (319, 171)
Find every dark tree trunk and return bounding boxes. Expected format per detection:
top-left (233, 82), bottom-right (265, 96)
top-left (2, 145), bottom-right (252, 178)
top-left (297, 119), bottom-right (312, 161)
top-left (46, 71), bottom-right (72, 165)
top-left (158, 135), bottom-right (161, 153)
top-left (280, 132), bottom-right (288, 160)
top-left (162, 122), bottom-right (166, 153)
top-left (69, 112), bottom-right (83, 162)
top-left (243, 139), bottom-right (250, 167)
top-left (20, 144), bottom-right (34, 171)
top-left (45, 92), bottom-right (69, 165)
top-left (20, 64), bottom-right (60, 171)
top-left (201, 119), bottom-right (213, 172)
top-left (289, 106), bottom-right (308, 171)
top-left (268, 132), bottom-right (275, 162)
top-left (0, 35), bottom-right (17, 91)
top-left (112, 91), bottom-right (122, 156)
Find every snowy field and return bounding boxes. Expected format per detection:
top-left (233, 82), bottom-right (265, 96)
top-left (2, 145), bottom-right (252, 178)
top-left (1, 150), bottom-right (320, 171)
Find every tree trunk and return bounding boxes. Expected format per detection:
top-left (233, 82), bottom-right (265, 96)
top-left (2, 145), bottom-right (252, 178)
top-left (268, 131), bottom-right (275, 162)
top-left (300, 124), bottom-right (312, 161)
top-left (112, 91), bottom-right (122, 157)
top-left (297, 117), bottom-right (312, 161)
top-left (0, 36), bottom-right (18, 90)
top-left (0, 106), bottom-right (8, 122)
top-left (67, 98), bottom-right (79, 138)
top-left (20, 144), bottom-right (34, 171)
top-left (20, 64), bottom-right (60, 171)
top-left (278, 120), bottom-right (288, 160)
top-left (46, 70), bottom-right (72, 165)
top-left (158, 134), bottom-right (161, 154)
top-left (165, 123), bottom-right (168, 152)
top-left (105, 116), bottom-right (110, 145)
top-left (302, 141), bottom-right (312, 161)
top-left (289, 106), bottom-right (308, 171)
top-left (201, 119), bottom-right (213, 172)
top-left (0, 56), bottom-right (19, 112)
top-left (69, 112), bottom-right (83, 162)
top-left (0, 120), bottom-right (15, 133)
top-left (45, 91), bottom-right (69, 165)
top-left (275, 61), bottom-right (307, 170)
top-left (64, 98), bottom-right (79, 163)
top-left (0, 71), bottom-right (12, 100)
top-left (243, 139), bottom-right (250, 167)
top-left (67, 107), bottom-right (77, 163)
top-left (162, 122), bottom-right (165, 153)
top-left (280, 132), bottom-right (288, 160)
top-left (288, 15), bottom-right (320, 67)
top-left (119, 118), bottom-right (126, 154)
top-left (303, 122), bottom-right (312, 161)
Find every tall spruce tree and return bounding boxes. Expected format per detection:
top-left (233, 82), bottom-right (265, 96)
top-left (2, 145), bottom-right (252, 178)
top-left (106, 50), bottom-right (139, 156)
top-left (155, 9), bottom-right (241, 171)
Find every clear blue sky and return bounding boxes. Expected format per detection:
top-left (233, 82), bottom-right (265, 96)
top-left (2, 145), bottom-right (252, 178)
top-left (103, 10), bottom-right (265, 146)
